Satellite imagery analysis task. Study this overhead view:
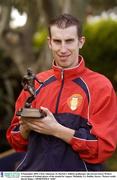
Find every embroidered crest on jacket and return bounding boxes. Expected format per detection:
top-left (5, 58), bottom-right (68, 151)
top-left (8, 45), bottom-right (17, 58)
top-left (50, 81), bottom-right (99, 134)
top-left (67, 94), bottom-right (83, 111)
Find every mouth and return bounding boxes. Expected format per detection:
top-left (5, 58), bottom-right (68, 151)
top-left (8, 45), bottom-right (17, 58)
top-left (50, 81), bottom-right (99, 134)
top-left (58, 55), bottom-right (70, 59)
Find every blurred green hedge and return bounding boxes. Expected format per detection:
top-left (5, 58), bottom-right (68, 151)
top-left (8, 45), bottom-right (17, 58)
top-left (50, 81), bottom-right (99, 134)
top-left (81, 19), bottom-right (117, 91)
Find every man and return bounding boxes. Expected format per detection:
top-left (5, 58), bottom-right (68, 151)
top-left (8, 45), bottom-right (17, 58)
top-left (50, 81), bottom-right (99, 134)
top-left (7, 14), bottom-right (117, 171)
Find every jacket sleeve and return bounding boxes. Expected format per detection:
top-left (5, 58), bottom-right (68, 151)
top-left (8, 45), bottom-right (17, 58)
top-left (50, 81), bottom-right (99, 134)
top-left (6, 90), bottom-right (29, 152)
top-left (70, 82), bottom-right (117, 164)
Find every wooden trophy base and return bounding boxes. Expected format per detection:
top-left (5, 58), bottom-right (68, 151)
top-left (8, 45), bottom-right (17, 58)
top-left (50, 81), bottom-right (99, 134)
top-left (17, 108), bottom-right (45, 119)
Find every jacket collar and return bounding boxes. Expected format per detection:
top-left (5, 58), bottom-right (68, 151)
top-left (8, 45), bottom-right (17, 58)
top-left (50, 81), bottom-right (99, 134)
top-left (52, 56), bottom-right (86, 80)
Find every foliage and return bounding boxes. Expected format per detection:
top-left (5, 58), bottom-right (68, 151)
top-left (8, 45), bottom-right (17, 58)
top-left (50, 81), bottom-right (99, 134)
top-left (81, 19), bottom-right (117, 90)
top-left (33, 28), bottom-right (48, 49)
top-left (106, 149), bottom-right (117, 171)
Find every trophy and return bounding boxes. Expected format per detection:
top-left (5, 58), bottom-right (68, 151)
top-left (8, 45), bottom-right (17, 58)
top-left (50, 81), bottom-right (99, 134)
top-left (16, 68), bottom-right (46, 119)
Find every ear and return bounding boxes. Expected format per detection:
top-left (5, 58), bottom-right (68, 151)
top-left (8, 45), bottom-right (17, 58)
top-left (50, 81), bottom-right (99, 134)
top-left (47, 37), bottom-right (52, 49)
top-left (78, 36), bottom-right (85, 49)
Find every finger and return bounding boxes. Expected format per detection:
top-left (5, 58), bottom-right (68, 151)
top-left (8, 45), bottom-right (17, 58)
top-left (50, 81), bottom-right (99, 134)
top-left (18, 116), bottom-right (21, 120)
top-left (26, 122), bottom-right (41, 132)
top-left (40, 106), bottom-right (52, 116)
top-left (19, 120), bottom-right (23, 125)
top-left (19, 118), bottom-right (24, 124)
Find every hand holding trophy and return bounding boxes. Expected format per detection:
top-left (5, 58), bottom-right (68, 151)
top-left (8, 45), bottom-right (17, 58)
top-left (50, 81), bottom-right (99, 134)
top-left (16, 68), bottom-right (46, 118)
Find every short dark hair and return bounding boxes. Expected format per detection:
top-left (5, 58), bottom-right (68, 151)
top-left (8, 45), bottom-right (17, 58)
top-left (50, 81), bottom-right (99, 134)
top-left (48, 14), bottom-right (82, 38)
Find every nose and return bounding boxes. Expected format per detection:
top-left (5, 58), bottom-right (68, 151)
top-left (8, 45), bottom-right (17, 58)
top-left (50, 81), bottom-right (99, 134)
top-left (60, 42), bottom-right (67, 53)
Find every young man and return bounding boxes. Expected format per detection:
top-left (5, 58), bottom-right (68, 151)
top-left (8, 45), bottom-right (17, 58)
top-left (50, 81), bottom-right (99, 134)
top-left (7, 14), bottom-right (117, 171)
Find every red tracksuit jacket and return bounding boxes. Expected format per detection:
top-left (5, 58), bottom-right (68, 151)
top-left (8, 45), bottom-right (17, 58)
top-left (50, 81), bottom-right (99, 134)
top-left (6, 56), bottom-right (117, 171)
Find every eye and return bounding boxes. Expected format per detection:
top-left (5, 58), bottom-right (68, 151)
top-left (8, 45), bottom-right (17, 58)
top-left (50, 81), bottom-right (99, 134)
top-left (53, 39), bottom-right (61, 44)
top-left (66, 39), bottom-right (74, 43)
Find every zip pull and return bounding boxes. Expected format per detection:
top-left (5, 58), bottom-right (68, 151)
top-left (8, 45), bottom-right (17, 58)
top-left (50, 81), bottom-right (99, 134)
top-left (61, 69), bottom-right (64, 80)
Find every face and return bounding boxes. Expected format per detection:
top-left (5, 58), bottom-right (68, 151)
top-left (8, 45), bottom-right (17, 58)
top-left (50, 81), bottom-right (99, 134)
top-left (48, 25), bottom-right (85, 69)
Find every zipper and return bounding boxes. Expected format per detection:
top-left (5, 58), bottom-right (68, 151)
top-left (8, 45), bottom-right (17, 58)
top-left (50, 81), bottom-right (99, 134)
top-left (55, 69), bottom-right (64, 114)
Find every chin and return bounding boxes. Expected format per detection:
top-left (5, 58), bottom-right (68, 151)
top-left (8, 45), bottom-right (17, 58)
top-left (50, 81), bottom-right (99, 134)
top-left (60, 64), bottom-right (70, 69)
